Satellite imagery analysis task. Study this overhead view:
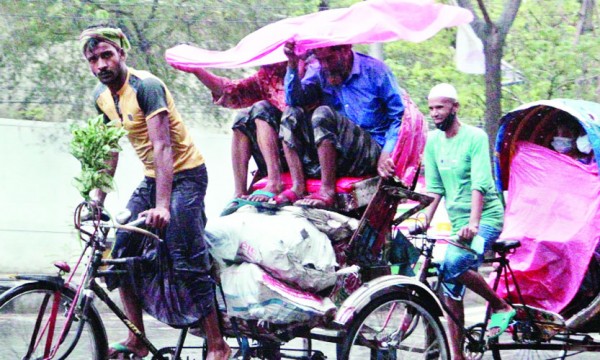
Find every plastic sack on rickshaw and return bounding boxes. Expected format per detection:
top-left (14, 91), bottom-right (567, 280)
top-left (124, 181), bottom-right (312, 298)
top-left (493, 99), bottom-right (600, 325)
top-left (205, 206), bottom-right (340, 292)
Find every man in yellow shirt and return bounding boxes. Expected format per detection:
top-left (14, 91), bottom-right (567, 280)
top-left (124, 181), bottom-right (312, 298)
top-left (80, 25), bottom-right (229, 360)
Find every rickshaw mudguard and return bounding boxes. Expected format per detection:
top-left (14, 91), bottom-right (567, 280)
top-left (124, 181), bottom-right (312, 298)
top-left (334, 275), bottom-right (443, 327)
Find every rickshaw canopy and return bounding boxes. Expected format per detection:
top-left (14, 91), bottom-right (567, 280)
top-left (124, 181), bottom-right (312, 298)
top-left (494, 99), bottom-right (600, 192)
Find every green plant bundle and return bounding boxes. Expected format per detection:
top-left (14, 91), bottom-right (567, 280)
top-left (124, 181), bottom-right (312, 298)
top-left (70, 116), bottom-right (127, 200)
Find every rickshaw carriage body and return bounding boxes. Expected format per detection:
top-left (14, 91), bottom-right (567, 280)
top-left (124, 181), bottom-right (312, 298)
top-left (493, 99), bottom-right (600, 339)
top-left (212, 90), bottom-right (450, 353)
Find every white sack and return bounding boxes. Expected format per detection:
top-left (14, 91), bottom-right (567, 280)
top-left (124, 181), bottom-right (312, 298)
top-left (221, 263), bottom-right (336, 324)
top-left (206, 209), bottom-right (337, 291)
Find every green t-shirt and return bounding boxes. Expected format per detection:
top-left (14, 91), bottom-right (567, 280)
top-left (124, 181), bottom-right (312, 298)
top-left (424, 124), bottom-right (504, 234)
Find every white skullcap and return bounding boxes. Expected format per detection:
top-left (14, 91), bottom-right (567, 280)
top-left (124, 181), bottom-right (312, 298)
top-left (428, 83), bottom-right (458, 101)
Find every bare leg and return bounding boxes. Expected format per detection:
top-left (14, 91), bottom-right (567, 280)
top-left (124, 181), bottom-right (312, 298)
top-left (458, 269), bottom-right (513, 338)
top-left (458, 270), bottom-right (512, 312)
top-left (202, 308), bottom-right (231, 360)
top-left (444, 296), bottom-right (465, 360)
top-left (295, 139), bottom-right (336, 207)
top-left (110, 287), bottom-right (149, 357)
top-left (246, 119), bottom-right (283, 202)
top-left (231, 129), bottom-right (252, 198)
top-left (281, 142), bottom-right (305, 197)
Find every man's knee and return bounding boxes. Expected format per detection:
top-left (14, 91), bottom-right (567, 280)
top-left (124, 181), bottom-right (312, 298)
top-left (281, 106), bottom-right (305, 127)
top-left (232, 109), bottom-right (251, 130)
top-left (311, 105), bottom-right (336, 130)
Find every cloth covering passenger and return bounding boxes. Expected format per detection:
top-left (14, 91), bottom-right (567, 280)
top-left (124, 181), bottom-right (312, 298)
top-left (80, 25), bottom-right (230, 360)
top-left (421, 83), bottom-right (513, 360)
top-left (170, 59), bottom-right (318, 212)
top-left (280, 41), bottom-right (404, 208)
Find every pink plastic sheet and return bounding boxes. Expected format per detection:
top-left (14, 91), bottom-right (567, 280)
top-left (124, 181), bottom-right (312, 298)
top-left (165, 0), bottom-right (473, 69)
top-left (494, 142), bottom-right (600, 312)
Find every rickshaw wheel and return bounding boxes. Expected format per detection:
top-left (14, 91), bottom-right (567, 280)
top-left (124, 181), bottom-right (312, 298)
top-left (489, 339), bottom-right (568, 360)
top-left (339, 291), bottom-right (449, 360)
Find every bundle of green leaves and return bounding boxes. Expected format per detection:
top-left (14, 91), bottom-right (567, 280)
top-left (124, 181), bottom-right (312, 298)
top-left (70, 116), bottom-right (127, 200)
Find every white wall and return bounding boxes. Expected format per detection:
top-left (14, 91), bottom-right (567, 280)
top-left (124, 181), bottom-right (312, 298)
top-left (0, 119), bottom-right (234, 273)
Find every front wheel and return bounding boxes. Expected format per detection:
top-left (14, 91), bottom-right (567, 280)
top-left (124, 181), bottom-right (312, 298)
top-left (0, 281), bottom-right (107, 360)
top-left (339, 291), bottom-right (450, 360)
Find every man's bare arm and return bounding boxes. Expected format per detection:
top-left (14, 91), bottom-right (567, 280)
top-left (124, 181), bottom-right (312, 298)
top-left (91, 151), bottom-right (119, 206)
top-left (140, 111), bottom-right (173, 229)
top-left (191, 68), bottom-right (231, 97)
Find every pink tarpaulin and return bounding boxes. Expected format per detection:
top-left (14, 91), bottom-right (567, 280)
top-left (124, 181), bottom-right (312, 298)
top-left (165, 0), bottom-right (473, 69)
top-left (494, 142), bottom-right (600, 313)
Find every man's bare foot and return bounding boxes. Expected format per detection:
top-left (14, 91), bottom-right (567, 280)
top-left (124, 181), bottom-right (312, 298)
top-left (270, 189), bottom-right (304, 206)
top-left (205, 342), bottom-right (231, 360)
top-left (107, 340), bottom-right (148, 359)
top-left (487, 307), bottom-right (516, 339)
top-left (294, 192), bottom-right (336, 209)
top-left (245, 186), bottom-right (281, 202)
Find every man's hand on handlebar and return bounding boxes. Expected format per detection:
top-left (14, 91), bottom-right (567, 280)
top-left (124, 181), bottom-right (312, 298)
top-left (408, 222), bottom-right (427, 235)
top-left (82, 201), bottom-right (110, 222)
top-left (139, 207), bottom-right (170, 230)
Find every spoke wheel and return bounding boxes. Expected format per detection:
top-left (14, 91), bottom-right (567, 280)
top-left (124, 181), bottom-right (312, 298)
top-left (489, 336), bottom-right (568, 360)
top-left (340, 292), bottom-right (450, 360)
top-left (0, 281), bottom-right (107, 360)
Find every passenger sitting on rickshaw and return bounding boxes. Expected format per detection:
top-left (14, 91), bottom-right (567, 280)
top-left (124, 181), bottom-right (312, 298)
top-left (550, 114), bottom-right (595, 164)
top-left (279, 41), bottom-right (404, 208)
top-left (421, 84), bottom-right (514, 360)
top-left (169, 58), bottom-right (318, 215)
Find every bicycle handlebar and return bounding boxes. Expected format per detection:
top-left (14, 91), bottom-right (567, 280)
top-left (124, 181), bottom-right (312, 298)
top-left (76, 202), bottom-right (161, 242)
top-left (111, 216), bottom-right (161, 242)
top-left (408, 232), bottom-right (477, 255)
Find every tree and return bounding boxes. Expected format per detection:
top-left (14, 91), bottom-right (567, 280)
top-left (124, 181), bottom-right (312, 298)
top-left (1, 0), bottom-right (599, 131)
top-left (0, 0), bottom-right (323, 125)
top-left (575, 0), bottom-right (597, 42)
top-left (456, 0), bottom-right (522, 150)
top-left (504, 1), bottom-right (600, 104)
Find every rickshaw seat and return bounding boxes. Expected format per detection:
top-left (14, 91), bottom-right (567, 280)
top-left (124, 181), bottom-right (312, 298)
top-left (253, 90), bottom-right (426, 213)
top-left (492, 239), bottom-right (521, 253)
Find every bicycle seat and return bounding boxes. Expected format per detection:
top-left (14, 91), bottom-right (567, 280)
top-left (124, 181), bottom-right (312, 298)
top-left (54, 261), bottom-right (71, 273)
top-left (492, 239), bottom-right (521, 253)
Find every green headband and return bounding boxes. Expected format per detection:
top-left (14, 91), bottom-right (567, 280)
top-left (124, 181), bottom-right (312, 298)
top-left (80, 27), bottom-right (131, 53)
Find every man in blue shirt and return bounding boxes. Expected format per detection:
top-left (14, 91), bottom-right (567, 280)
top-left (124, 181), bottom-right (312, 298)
top-left (276, 41), bottom-right (404, 208)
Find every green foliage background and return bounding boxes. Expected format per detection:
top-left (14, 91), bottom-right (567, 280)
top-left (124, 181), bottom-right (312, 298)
top-left (0, 0), bottom-right (598, 128)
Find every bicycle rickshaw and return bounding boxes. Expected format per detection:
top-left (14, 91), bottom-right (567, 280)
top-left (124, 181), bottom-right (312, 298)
top-left (482, 98), bottom-right (600, 359)
top-left (4, 94), bottom-right (600, 360)
top-left (0, 90), bottom-right (454, 359)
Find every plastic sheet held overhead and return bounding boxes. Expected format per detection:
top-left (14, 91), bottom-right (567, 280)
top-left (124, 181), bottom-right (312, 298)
top-left (165, 0), bottom-right (473, 69)
top-left (494, 141), bottom-right (600, 312)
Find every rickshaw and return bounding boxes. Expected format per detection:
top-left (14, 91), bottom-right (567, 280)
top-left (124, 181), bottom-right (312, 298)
top-left (206, 89), bottom-right (450, 359)
top-left (0, 89), bottom-right (453, 360)
top-left (488, 99), bottom-right (600, 358)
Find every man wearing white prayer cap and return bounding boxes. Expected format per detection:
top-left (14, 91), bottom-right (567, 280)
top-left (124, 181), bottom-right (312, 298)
top-left (427, 83), bottom-right (458, 131)
top-left (420, 84), bottom-right (512, 359)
